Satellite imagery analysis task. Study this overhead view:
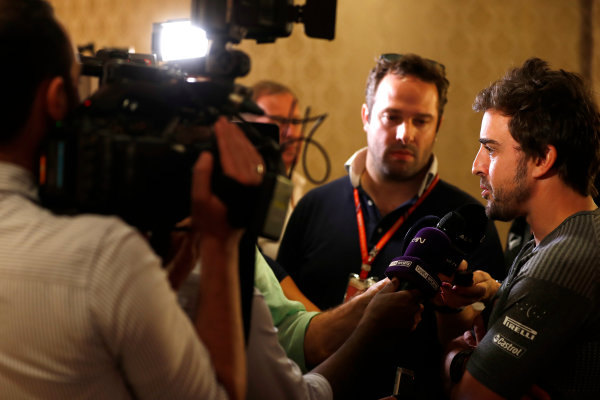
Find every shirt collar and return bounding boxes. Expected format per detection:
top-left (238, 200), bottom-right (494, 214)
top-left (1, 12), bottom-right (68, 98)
top-left (344, 147), bottom-right (439, 196)
top-left (0, 162), bottom-right (39, 202)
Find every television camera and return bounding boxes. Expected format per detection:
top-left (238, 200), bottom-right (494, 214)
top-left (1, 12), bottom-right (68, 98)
top-left (38, 0), bottom-right (337, 257)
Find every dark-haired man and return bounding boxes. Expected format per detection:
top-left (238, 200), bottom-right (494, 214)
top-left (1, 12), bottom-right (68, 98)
top-left (0, 1), bottom-right (258, 398)
top-left (277, 53), bottom-right (506, 398)
top-left (441, 58), bottom-right (600, 399)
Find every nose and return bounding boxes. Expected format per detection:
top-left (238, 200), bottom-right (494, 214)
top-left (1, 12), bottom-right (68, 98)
top-left (395, 122), bottom-right (413, 144)
top-left (472, 146), bottom-right (488, 176)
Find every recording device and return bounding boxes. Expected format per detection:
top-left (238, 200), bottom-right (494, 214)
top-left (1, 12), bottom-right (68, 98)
top-left (192, 0), bottom-right (337, 44)
top-left (37, 0), bottom-right (337, 257)
top-left (385, 204), bottom-right (488, 299)
top-left (164, 0), bottom-right (337, 80)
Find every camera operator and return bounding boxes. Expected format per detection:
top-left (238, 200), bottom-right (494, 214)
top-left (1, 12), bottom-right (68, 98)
top-left (0, 2), bottom-right (428, 400)
top-left (0, 1), bottom-right (259, 398)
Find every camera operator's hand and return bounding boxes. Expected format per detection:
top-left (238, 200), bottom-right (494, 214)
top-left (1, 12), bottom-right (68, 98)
top-left (191, 117), bottom-right (264, 243)
top-left (191, 117), bottom-right (265, 400)
top-left (167, 118), bottom-right (265, 289)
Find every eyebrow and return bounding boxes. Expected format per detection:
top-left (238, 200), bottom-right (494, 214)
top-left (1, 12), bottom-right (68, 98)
top-left (381, 109), bottom-right (435, 120)
top-left (479, 138), bottom-right (499, 146)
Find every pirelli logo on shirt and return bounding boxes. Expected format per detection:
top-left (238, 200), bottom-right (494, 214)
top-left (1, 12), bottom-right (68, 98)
top-left (503, 316), bottom-right (537, 341)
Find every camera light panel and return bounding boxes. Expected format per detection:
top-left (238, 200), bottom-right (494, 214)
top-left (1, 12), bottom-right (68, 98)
top-left (157, 20), bottom-right (209, 62)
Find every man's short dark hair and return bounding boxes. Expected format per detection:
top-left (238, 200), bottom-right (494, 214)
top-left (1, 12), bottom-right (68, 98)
top-left (473, 57), bottom-right (600, 197)
top-left (364, 53), bottom-right (449, 127)
top-left (251, 80), bottom-right (297, 103)
top-left (0, 0), bottom-right (73, 143)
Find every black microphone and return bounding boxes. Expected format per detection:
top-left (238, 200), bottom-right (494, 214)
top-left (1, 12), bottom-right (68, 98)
top-left (437, 203), bottom-right (487, 282)
top-left (385, 203), bottom-right (488, 298)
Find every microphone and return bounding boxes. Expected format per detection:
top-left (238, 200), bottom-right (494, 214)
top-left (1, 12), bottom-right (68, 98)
top-left (386, 226), bottom-right (450, 299)
top-left (437, 203), bottom-right (487, 275)
top-left (385, 203), bottom-right (488, 299)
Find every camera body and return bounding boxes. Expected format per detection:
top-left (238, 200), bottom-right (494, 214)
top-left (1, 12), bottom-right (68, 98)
top-left (40, 60), bottom-right (290, 239)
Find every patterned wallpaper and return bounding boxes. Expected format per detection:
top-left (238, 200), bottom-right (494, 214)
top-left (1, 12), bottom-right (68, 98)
top-left (49, 0), bottom-right (599, 244)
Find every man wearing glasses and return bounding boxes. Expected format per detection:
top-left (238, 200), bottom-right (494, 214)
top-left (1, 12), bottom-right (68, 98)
top-left (251, 81), bottom-right (305, 178)
top-left (277, 53), bottom-right (506, 398)
top-left (250, 80), bottom-right (308, 256)
top-left (245, 80), bottom-right (322, 312)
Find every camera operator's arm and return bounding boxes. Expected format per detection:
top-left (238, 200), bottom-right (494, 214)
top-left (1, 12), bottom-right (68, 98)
top-left (303, 278), bottom-right (388, 368)
top-left (164, 219), bottom-right (196, 290)
top-left (311, 279), bottom-right (423, 398)
top-left (192, 117), bottom-right (264, 400)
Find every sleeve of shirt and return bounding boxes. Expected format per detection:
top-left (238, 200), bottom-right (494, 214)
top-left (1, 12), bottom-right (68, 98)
top-left (467, 276), bottom-right (593, 398)
top-left (247, 288), bottom-right (332, 400)
top-left (254, 249), bottom-right (319, 372)
top-left (261, 251), bottom-right (289, 281)
top-left (88, 220), bottom-right (228, 400)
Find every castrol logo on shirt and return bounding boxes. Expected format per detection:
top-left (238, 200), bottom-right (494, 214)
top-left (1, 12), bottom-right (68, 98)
top-left (493, 334), bottom-right (526, 358)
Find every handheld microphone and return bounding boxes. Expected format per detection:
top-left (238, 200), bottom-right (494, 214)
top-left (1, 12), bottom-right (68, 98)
top-left (385, 203), bottom-right (488, 298)
top-left (436, 203), bottom-right (487, 277)
top-left (386, 226), bottom-right (451, 298)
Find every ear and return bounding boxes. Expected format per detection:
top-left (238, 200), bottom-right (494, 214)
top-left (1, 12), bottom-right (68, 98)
top-left (361, 103), bottom-right (370, 132)
top-left (531, 145), bottom-right (557, 179)
top-left (45, 76), bottom-right (69, 121)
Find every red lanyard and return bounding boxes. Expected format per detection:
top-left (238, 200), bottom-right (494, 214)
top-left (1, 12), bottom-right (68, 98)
top-left (353, 174), bottom-right (440, 279)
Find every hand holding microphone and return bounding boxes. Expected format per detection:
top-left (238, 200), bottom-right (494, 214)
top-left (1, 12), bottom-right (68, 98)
top-left (385, 203), bottom-right (488, 300)
top-left (440, 270), bottom-right (502, 308)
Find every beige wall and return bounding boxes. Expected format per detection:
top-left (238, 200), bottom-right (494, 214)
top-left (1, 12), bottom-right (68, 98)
top-left (49, 0), bottom-right (599, 246)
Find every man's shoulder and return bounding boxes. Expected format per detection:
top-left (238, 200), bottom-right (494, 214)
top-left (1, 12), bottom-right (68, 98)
top-left (308, 175), bottom-right (351, 193)
top-left (1, 204), bottom-right (146, 284)
top-left (9, 199), bottom-right (136, 247)
top-left (524, 210), bottom-right (600, 295)
top-left (285, 176), bottom-right (354, 231)
top-left (540, 209), bottom-right (600, 254)
top-left (54, 212), bottom-right (137, 244)
top-left (56, 213), bottom-right (148, 269)
top-left (298, 175), bottom-right (352, 204)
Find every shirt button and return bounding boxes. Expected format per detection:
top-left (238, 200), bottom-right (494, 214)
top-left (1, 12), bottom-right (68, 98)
top-left (367, 200), bottom-right (373, 206)
top-left (377, 228), bottom-right (382, 233)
